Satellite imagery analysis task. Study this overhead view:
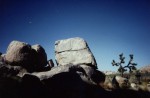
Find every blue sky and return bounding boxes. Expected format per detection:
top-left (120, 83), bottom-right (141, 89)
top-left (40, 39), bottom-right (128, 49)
top-left (0, 0), bottom-right (150, 71)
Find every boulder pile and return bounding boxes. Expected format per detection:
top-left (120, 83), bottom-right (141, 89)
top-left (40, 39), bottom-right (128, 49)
top-left (4, 41), bottom-right (48, 72)
top-left (0, 37), bottom-right (150, 98)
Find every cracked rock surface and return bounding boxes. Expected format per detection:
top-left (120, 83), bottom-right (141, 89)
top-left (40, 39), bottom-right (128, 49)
top-left (55, 37), bottom-right (97, 68)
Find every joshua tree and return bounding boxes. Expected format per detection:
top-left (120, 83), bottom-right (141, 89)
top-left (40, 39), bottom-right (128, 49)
top-left (112, 53), bottom-right (137, 77)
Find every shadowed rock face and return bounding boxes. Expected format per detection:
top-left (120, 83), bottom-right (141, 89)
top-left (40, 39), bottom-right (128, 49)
top-left (0, 61), bottom-right (150, 98)
top-left (55, 37), bottom-right (97, 68)
top-left (0, 52), bottom-right (2, 56)
top-left (32, 44), bottom-right (47, 71)
top-left (91, 69), bottom-right (106, 84)
top-left (0, 71), bottom-right (150, 98)
top-left (31, 64), bottom-right (105, 86)
top-left (42, 72), bottom-right (87, 98)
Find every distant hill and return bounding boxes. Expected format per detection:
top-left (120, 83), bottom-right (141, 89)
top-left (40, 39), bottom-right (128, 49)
top-left (140, 65), bottom-right (150, 73)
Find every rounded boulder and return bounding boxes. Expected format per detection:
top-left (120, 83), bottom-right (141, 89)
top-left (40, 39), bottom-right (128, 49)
top-left (32, 44), bottom-right (47, 71)
top-left (5, 41), bottom-right (36, 72)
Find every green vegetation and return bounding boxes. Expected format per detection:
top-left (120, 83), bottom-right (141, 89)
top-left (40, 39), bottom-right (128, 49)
top-left (112, 53), bottom-right (137, 77)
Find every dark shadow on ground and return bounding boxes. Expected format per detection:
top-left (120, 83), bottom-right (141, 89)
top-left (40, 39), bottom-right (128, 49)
top-left (0, 72), bottom-right (150, 98)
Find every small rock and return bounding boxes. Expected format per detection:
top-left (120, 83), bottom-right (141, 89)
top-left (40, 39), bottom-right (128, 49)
top-left (48, 59), bottom-right (54, 68)
top-left (112, 76), bottom-right (128, 88)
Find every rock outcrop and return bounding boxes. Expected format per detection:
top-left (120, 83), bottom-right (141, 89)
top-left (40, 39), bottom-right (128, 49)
top-left (0, 61), bottom-right (26, 78)
top-left (5, 41), bottom-right (35, 71)
top-left (55, 37), bottom-right (97, 68)
top-left (54, 37), bottom-right (103, 85)
top-left (31, 64), bottom-right (105, 85)
top-left (0, 38), bottom-right (150, 98)
top-left (5, 41), bottom-right (48, 72)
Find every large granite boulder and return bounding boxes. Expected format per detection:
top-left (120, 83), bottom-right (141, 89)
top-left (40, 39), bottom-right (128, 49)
top-left (55, 37), bottom-right (97, 68)
top-left (5, 41), bottom-right (48, 72)
top-left (5, 41), bottom-right (35, 68)
top-left (32, 44), bottom-right (47, 71)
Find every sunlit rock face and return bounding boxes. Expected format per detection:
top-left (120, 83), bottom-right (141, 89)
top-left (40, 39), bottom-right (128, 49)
top-left (112, 76), bottom-right (129, 88)
top-left (55, 37), bottom-right (97, 68)
top-left (5, 41), bottom-right (35, 68)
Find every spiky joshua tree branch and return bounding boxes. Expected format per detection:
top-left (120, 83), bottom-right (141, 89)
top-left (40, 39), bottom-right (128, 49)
top-left (112, 53), bottom-right (137, 77)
